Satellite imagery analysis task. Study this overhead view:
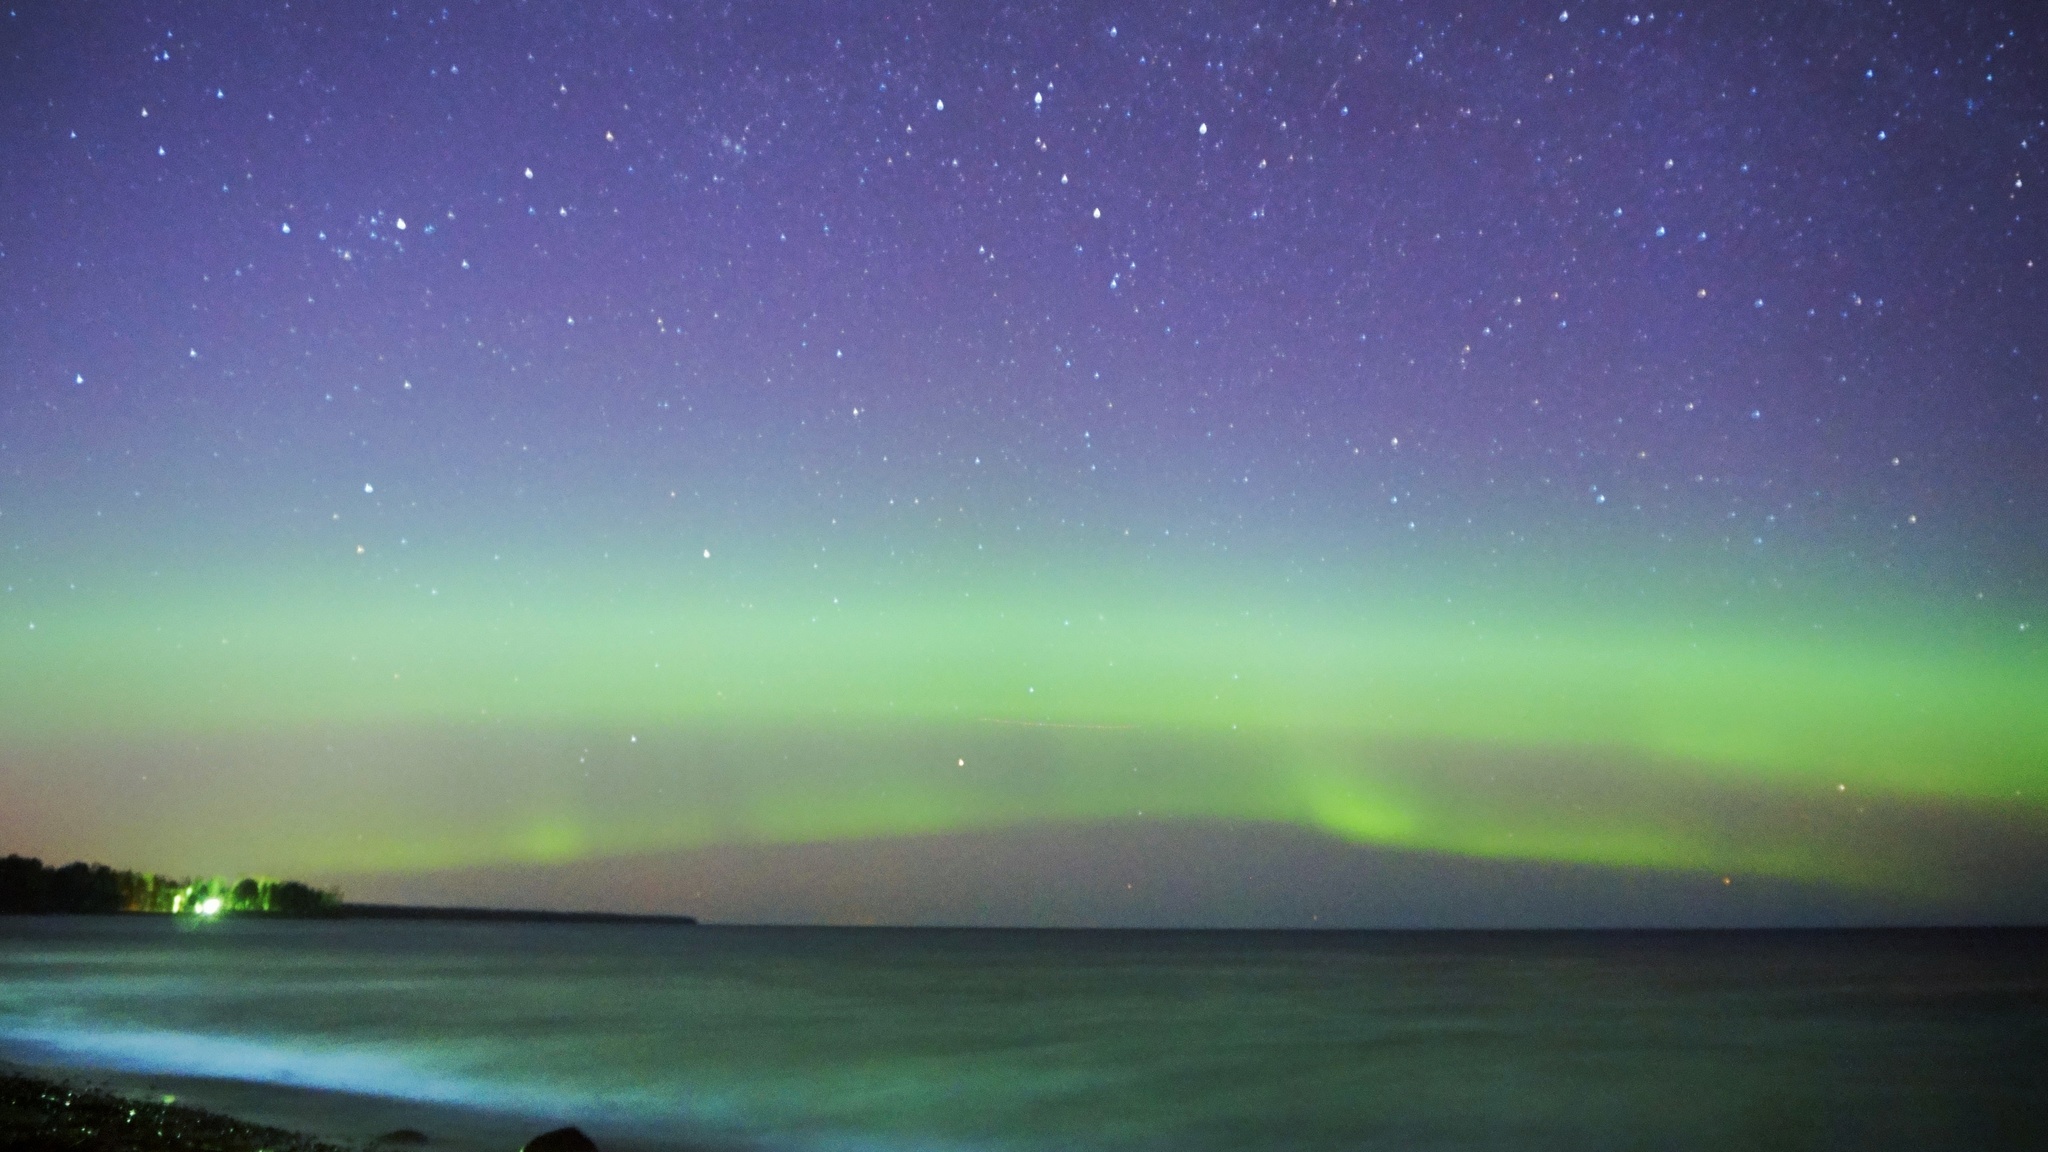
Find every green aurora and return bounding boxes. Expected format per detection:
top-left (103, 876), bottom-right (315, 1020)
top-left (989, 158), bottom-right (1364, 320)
top-left (5, 551), bottom-right (2041, 903)
top-left (6, 0), bottom-right (2048, 929)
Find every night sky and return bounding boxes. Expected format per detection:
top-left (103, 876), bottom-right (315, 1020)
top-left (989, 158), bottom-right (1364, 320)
top-left (2, 1), bottom-right (2044, 924)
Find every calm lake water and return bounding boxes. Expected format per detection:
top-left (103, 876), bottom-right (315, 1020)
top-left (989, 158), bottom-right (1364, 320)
top-left (1, 917), bottom-right (2043, 1151)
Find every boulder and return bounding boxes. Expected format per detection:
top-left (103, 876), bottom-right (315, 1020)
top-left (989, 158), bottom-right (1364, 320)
top-left (521, 1126), bottom-right (600, 1152)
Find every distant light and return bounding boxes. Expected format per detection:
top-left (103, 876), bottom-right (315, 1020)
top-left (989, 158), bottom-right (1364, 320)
top-left (195, 897), bottom-right (223, 917)
top-left (935, 99), bottom-right (944, 111)
top-left (1199, 122), bottom-right (1208, 135)
top-left (396, 218), bottom-right (406, 230)
top-left (703, 549), bottom-right (711, 558)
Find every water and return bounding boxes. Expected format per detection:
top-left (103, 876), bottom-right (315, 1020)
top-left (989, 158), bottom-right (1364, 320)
top-left (2, 917), bottom-right (2042, 1151)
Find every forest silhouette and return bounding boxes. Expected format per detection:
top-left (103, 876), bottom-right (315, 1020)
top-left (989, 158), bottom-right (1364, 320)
top-left (0, 854), bottom-right (339, 916)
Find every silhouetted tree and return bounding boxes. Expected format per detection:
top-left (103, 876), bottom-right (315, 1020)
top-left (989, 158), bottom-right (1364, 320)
top-left (49, 861), bottom-right (124, 913)
top-left (0, 854), bottom-right (340, 916)
top-left (0, 855), bottom-right (51, 914)
top-left (265, 880), bottom-right (340, 915)
top-left (118, 871), bottom-right (186, 913)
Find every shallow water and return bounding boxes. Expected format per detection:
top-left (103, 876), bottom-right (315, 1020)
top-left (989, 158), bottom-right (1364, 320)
top-left (1, 917), bottom-right (2043, 1150)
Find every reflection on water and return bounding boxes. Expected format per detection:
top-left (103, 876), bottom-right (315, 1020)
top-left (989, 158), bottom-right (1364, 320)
top-left (2, 917), bottom-right (2043, 1150)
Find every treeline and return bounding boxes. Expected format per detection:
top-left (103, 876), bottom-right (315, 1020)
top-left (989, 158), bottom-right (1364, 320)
top-left (0, 855), bottom-right (341, 916)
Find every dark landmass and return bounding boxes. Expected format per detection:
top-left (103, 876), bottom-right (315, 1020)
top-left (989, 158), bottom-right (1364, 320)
top-left (335, 903), bottom-right (696, 925)
top-left (3, 854), bottom-right (695, 925)
top-left (0, 1071), bottom-right (344, 1152)
top-left (1, 855), bottom-right (338, 916)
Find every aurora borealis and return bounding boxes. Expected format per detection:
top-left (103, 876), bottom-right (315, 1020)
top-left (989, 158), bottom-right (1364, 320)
top-left (2, 1), bottom-right (2043, 923)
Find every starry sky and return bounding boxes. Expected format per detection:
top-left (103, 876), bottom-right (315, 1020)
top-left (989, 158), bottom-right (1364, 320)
top-left (2, 1), bottom-right (2044, 924)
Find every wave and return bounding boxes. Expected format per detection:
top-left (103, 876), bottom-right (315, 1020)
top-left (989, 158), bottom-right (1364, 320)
top-left (0, 1023), bottom-right (562, 1115)
top-left (0, 1023), bottom-right (941, 1152)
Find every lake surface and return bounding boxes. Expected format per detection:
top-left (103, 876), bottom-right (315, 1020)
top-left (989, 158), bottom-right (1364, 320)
top-left (1, 917), bottom-right (2043, 1151)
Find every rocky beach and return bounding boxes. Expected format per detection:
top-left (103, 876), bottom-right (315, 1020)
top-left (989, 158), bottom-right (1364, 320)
top-left (0, 1070), bottom-right (343, 1152)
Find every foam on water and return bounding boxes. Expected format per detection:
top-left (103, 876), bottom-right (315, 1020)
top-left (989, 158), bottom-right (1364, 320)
top-left (0, 1022), bottom-right (1017, 1152)
top-left (1, 1025), bottom-right (538, 1111)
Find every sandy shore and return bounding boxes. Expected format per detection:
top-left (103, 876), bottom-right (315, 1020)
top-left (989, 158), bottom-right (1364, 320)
top-left (0, 1064), bottom-right (653, 1152)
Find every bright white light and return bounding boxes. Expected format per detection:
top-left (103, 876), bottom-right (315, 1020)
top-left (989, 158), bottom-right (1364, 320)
top-left (195, 897), bottom-right (224, 917)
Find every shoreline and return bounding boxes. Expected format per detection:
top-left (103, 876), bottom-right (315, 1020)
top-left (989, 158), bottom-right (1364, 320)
top-left (0, 1068), bottom-right (345, 1151)
top-left (0, 1063), bottom-right (654, 1152)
